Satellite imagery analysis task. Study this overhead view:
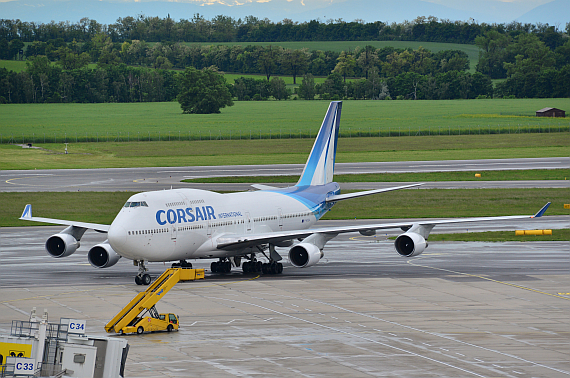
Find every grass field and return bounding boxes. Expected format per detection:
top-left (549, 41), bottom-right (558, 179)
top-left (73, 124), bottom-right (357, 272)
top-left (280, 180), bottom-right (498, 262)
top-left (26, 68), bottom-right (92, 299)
top-left (1, 188), bottom-right (566, 227)
top-left (1, 133), bottom-right (567, 169)
top-left (182, 41), bottom-right (480, 73)
top-left (182, 169), bottom-right (570, 183)
top-left (0, 59), bottom-right (29, 72)
top-left (1, 100), bottom-right (569, 145)
top-left (426, 228), bottom-right (570, 242)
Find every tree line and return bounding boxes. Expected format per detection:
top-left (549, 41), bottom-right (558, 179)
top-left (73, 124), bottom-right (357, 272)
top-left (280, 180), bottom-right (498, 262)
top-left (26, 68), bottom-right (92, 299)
top-left (0, 18), bottom-right (568, 103)
top-left (1, 16), bottom-right (568, 45)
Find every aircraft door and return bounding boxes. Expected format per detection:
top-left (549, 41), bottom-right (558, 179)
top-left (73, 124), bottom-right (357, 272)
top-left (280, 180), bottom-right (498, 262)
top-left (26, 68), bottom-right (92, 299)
top-left (278, 208), bottom-right (283, 228)
top-left (170, 225), bottom-right (177, 240)
top-left (245, 212), bottom-right (252, 233)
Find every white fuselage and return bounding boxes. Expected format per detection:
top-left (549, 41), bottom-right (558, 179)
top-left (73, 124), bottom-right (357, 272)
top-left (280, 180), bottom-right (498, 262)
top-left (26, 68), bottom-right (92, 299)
top-left (107, 188), bottom-right (326, 262)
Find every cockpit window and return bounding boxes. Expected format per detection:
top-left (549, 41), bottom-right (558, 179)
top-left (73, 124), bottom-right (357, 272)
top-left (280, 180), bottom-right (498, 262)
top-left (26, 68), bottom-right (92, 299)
top-left (124, 201), bottom-right (148, 208)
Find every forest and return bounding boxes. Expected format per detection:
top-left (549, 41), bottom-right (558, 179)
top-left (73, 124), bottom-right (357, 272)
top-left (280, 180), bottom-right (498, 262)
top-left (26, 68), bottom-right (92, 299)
top-left (0, 16), bottom-right (568, 104)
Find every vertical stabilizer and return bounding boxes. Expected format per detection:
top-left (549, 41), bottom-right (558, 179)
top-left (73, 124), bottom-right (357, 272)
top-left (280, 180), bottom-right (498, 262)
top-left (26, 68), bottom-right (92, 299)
top-left (296, 101), bottom-right (342, 186)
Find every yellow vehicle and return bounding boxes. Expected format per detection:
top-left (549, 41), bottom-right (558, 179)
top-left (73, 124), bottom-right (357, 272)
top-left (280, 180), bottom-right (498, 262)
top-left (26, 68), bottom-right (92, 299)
top-left (105, 268), bottom-right (204, 335)
top-left (121, 311), bottom-right (179, 334)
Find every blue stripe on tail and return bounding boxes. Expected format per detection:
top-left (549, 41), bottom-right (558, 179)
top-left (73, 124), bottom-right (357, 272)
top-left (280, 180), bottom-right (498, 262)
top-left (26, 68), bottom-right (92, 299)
top-left (296, 101), bottom-right (342, 187)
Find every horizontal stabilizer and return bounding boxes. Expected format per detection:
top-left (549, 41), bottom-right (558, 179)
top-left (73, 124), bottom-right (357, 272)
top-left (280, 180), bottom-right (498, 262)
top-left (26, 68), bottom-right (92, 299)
top-left (251, 184), bottom-right (280, 190)
top-left (326, 183), bottom-right (423, 202)
top-left (532, 202), bottom-right (551, 218)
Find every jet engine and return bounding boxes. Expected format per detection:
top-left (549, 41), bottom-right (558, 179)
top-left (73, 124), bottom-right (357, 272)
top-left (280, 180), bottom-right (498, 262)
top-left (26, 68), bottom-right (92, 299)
top-left (288, 243), bottom-right (323, 268)
top-left (46, 233), bottom-right (80, 258)
top-left (88, 243), bottom-right (121, 268)
top-left (394, 232), bottom-right (427, 257)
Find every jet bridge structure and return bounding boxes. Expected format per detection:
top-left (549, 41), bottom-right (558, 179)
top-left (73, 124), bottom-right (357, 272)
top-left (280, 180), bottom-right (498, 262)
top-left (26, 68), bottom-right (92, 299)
top-left (105, 268), bottom-right (204, 335)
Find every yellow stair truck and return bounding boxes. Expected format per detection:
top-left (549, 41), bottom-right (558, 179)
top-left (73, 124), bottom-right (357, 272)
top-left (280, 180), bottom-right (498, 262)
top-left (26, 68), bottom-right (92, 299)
top-left (105, 268), bottom-right (204, 335)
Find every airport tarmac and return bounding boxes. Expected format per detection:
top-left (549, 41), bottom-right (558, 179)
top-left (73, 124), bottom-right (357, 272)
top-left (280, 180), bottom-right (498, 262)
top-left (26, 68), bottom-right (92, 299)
top-left (1, 220), bottom-right (568, 377)
top-left (1, 157), bottom-right (568, 192)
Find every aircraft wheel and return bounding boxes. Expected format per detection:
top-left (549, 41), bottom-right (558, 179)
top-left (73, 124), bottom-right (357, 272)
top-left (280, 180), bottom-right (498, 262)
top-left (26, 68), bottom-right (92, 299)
top-left (242, 262), bottom-right (249, 274)
top-left (135, 275), bottom-right (142, 285)
top-left (261, 264), bottom-right (268, 274)
top-left (256, 261), bottom-right (262, 273)
top-left (225, 261), bottom-right (232, 273)
top-left (137, 326), bottom-right (144, 335)
top-left (211, 261), bottom-right (218, 273)
top-left (171, 263), bottom-right (180, 268)
top-left (142, 274), bottom-right (152, 285)
top-left (270, 263), bottom-right (278, 275)
top-left (167, 325), bottom-right (173, 332)
top-left (277, 263), bottom-right (283, 274)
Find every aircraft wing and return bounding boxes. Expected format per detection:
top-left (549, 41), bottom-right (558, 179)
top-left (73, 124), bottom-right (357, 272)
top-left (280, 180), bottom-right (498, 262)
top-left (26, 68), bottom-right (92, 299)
top-left (215, 202), bottom-right (551, 250)
top-left (19, 204), bottom-right (110, 232)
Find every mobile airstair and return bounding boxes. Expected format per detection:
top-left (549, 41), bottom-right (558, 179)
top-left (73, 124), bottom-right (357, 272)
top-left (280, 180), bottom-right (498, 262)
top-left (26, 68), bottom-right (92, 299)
top-left (105, 268), bottom-right (204, 334)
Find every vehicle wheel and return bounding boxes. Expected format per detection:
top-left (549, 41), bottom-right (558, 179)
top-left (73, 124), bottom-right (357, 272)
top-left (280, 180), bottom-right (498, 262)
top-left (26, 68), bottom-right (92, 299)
top-left (167, 325), bottom-right (173, 332)
top-left (142, 274), bottom-right (152, 285)
top-left (137, 326), bottom-right (144, 335)
top-left (211, 261), bottom-right (218, 273)
top-left (135, 275), bottom-right (142, 285)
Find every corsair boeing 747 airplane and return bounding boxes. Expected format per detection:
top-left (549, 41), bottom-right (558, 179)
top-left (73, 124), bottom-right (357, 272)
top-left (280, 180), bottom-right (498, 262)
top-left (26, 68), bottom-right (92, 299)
top-left (20, 101), bottom-right (551, 285)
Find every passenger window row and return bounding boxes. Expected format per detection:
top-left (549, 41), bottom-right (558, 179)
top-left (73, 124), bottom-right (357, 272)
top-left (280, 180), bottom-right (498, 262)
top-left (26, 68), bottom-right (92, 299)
top-left (128, 228), bottom-right (167, 235)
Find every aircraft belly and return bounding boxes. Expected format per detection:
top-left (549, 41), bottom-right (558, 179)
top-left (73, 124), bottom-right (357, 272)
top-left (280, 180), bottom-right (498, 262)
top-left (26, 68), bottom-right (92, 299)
top-left (170, 231), bottom-right (206, 260)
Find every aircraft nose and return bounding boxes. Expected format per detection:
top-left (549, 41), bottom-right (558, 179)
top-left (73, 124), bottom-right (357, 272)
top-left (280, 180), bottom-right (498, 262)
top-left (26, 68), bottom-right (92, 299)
top-left (108, 224), bottom-right (127, 250)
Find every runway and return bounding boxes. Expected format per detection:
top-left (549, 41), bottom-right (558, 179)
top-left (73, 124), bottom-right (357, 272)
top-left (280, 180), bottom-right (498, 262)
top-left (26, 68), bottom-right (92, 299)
top-left (0, 222), bottom-right (568, 377)
top-left (1, 157), bottom-right (567, 192)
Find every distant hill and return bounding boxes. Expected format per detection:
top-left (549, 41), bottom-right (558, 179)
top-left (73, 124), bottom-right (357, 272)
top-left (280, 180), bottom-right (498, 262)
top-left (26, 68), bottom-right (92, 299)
top-left (516, 0), bottom-right (569, 27)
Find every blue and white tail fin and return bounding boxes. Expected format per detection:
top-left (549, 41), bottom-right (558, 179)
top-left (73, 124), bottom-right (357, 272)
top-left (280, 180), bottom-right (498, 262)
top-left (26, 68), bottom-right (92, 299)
top-left (296, 101), bottom-right (342, 187)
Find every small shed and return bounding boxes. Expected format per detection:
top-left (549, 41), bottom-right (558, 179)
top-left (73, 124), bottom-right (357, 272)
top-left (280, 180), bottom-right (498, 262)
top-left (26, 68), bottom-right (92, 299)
top-left (536, 107), bottom-right (565, 117)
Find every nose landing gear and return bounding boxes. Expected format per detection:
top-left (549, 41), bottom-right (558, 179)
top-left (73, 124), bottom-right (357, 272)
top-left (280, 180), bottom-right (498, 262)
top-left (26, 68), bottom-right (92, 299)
top-left (134, 260), bottom-right (152, 285)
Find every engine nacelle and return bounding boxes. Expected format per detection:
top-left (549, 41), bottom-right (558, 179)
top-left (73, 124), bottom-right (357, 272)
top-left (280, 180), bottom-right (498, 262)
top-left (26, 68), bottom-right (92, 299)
top-left (395, 232), bottom-right (427, 257)
top-left (88, 243), bottom-right (121, 268)
top-left (46, 233), bottom-right (80, 258)
top-left (288, 242), bottom-right (323, 268)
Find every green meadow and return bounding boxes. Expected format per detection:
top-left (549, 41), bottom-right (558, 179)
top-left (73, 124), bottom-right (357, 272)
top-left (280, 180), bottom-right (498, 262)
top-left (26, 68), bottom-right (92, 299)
top-left (183, 169), bottom-right (570, 184)
top-left (183, 40), bottom-right (480, 72)
top-left (1, 99), bottom-right (569, 144)
top-left (427, 228), bottom-right (570, 242)
top-left (1, 133), bottom-right (567, 170)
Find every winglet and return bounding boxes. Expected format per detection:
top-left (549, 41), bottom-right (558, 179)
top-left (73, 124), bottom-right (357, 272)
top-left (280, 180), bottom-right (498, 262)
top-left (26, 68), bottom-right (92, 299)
top-left (21, 204), bottom-right (32, 219)
top-left (532, 202), bottom-right (551, 218)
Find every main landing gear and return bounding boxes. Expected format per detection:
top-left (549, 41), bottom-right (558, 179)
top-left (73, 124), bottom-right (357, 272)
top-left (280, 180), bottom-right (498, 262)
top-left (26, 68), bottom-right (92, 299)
top-left (242, 260), bottom-right (283, 275)
top-left (134, 260), bottom-right (152, 286)
top-left (171, 260), bottom-right (192, 268)
top-left (242, 246), bottom-right (284, 275)
top-left (211, 259), bottom-right (231, 274)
